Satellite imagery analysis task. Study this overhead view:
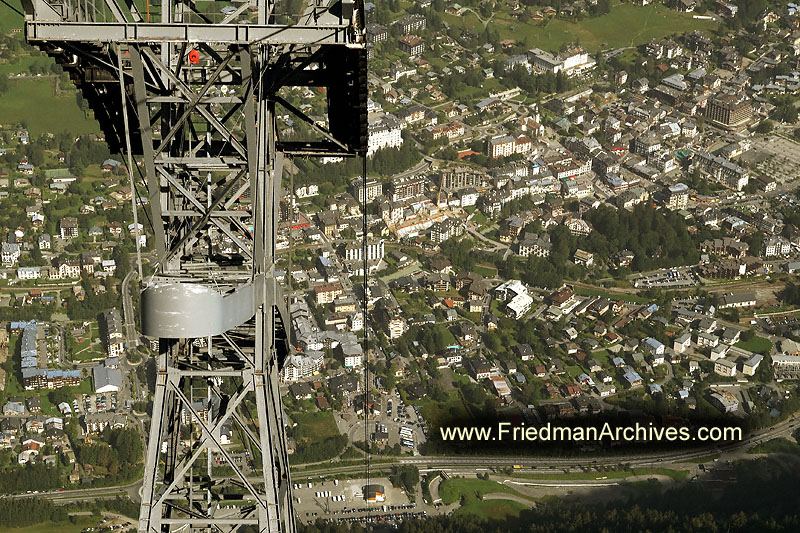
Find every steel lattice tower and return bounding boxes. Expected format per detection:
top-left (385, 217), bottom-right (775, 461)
top-left (22, 1), bottom-right (367, 531)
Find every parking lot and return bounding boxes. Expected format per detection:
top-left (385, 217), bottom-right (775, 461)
top-left (382, 396), bottom-right (430, 446)
top-left (748, 136), bottom-right (800, 187)
top-left (340, 391), bottom-right (429, 454)
top-left (72, 392), bottom-right (118, 415)
top-left (631, 267), bottom-right (698, 289)
top-left (291, 476), bottom-right (419, 523)
top-left (210, 449), bottom-right (255, 473)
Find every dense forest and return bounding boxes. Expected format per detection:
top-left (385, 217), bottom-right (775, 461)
top-left (0, 497), bottom-right (66, 528)
top-left (503, 67), bottom-right (576, 97)
top-left (292, 132), bottom-right (420, 193)
top-left (435, 204), bottom-right (709, 290)
top-left (581, 204), bottom-right (700, 271)
top-left (76, 427), bottom-right (142, 474)
top-left (0, 496), bottom-right (138, 529)
top-left (779, 282), bottom-right (800, 306)
top-left (0, 461), bottom-right (61, 493)
top-left (488, 204), bottom-right (706, 288)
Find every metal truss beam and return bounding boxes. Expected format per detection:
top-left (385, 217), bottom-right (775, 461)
top-left (23, 0), bottom-right (368, 531)
top-left (127, 43), bottom-right (295, 533)
top-left (26, 21), bottom-right (356, 44)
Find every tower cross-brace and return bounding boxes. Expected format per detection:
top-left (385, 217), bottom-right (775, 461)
top-left (22, 1), bottom-right (367, 531)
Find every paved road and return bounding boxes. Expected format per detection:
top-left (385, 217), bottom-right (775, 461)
top-left (294, 412), bottom-right (800, 476)
top-left (465, 224), bottom-right (507, 253)
top-left (379, 260), bottom-right (420, 282)
top-left (53, 322), bottom-right (67, 367)
top-left (16, 413), bottom-right (800, 507)
top-left (392, 158), bottom-right (430, 181)
top-left (6, 480), bottom-right (142, 502)
top-left (121, 269), bottom-right (139, 348)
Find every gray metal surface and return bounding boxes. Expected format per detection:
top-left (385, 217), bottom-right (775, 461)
top-left (26, 21), bottom-right (353, 44)
top-left (141, 281), bottom-right (255, 338)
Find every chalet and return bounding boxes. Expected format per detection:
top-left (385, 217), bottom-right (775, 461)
top-left (673, 332), bottom-right (691, 353)
top-left (289, 382), bottom-right (314, 400)
top-left (513, 344), bottom-right (533, 361)
top-left (469, 358), bottom-right (493, 380)
top-left (623, 370), bottom-right (643, 388)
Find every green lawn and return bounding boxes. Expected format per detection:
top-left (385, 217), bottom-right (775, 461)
top-left (71, 345), bottom-right (106, 362)
top-left (735, 336), bottom-right (773, 355)
top-left (589, 349), bottom-right (612, 367)
top-left (69, 326), bottom-right (106, 362)
top-left (565, 364), bottom-right (585, 379)
top-left (438, 477), bottom-right (534, 518)
top-left (0, 79), bottom-right (100, 137)
top-left (456, 498), bottom-right (529, 519)
top-left (0, 0), bottom-right (23, 33)
top-left (483, 3), bottom-right (716, 54)
top-left (418, 391), bottom-right (471, 429)
top-left (438, 477), bottom-right (522, 505)
top-left (290, 410), bottom-right (340, 442)
top-left (5, 517), bottom-right (96, 533)
top-left (473, 264), bottom-right (498, 278)
top-left (747, 437), bottom-right (800, 456)
top-left (515, 467), bottom-right (689, 481)
top-left (470, 211), bottom-right (488, 227)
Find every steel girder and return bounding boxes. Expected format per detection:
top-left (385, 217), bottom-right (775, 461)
top-left (128, 42), bottom-right (296, 533)
top-left (23, 1), bottom-right (367, 532)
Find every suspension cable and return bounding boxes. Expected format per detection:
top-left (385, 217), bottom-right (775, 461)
top-left (117, 49), bottom-right (144, 280)
top-left (0, 0), bottom-right (23, 17)
top-left (361, 155), bottom-right (372, 519)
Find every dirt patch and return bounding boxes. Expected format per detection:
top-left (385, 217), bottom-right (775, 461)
top-left (439, 367), bottom-right (455, 392)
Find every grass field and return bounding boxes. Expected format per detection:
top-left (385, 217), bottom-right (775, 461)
top-left (71, 343), bottom-right (106, 362)
top-left (446, 3), bottom-right (716, 54)
top-left (515, 467), bottom-right (689, 481)
top-left (0, 79), bottom-right (100, 137)
top-left (0, 0), bottom-right (23, 34)
top-left (589, 349), bottom-right (612, 366)
top-left (291, 410), bottom-right (340, 442)
top-left (395, 292), bottom-right (433, 318)
top-left (5, 517), bottom-right (96, 533)
top-left (418, 391), bottom-right (472, 429)
top-left (470, 210), bottom-right (488, 227)
top-left (438, 477), bottom-right (525, 504)
top-left (456, 498), bottom-right (529, 519)
top-left (0, 0), bottom-right (99, 137)
top-left (0, 55), bottom-right (53, 76)
top-left (735, 335), bottom-right (773, 355)
top-left (438, 478), bottom-right (533, 518)
top-left (473, 263), bottom-right (497, 278)
top-left (565, 363), bottom-right (585, 379)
